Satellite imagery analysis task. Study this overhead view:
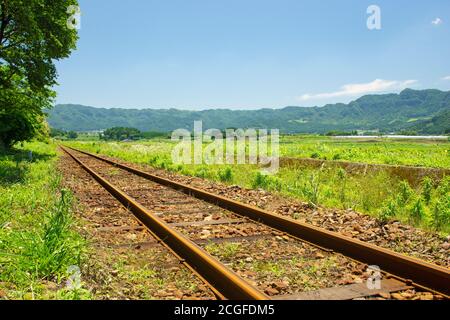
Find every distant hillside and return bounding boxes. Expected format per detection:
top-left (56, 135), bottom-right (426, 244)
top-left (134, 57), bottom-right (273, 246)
top-left (47, 89), bottom-right (450, 134)
top-left (408, 109), bottom-right (450, 134)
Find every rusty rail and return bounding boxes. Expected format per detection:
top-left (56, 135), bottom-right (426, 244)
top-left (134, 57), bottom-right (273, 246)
top-left (61, 146), bottom-right (268, 300)
top-left (65, 146), bottom-right (450, 297)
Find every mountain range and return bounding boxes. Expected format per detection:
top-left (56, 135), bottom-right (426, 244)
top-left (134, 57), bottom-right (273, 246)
top-left (47, 89), bottom-right (450, 134)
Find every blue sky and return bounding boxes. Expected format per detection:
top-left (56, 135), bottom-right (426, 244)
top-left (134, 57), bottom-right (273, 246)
top-left (55, 0), bottom-right (450, 109)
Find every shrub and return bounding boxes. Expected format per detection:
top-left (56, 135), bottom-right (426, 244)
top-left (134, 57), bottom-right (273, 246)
top-left (311, 152), bottom-right (320, 159)
top-left (436, 176), bottom-right (450, 196)
top-left (157, 159), bottom-right (168, 169)
top-left (148, 155), bottom-right (159, 166)
top-left (194, 167), bottom-right (209, 179)
top-left (251, 172), bottom-right (282, 191)
top-left (409, 198), bottom-right (425, 224)
top-left (302, 172), bottom-right (321, 206)
top-left (431, 200), bottom-right (450, 231)
top-left (218, 167), bottom-right (233, 183)
top-left (398, 180), bottom-right (413, 205)
top-left (252, 172), bottom-right (270, 189)
top-left (379, 199), bottom-right (397, 223)
top-left (421, 177), bottom-right (433, 205)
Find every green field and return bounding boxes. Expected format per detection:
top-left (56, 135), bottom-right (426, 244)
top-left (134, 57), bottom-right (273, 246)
top-left (65, 135), bottom-right (450, 168)
top-left (280, 136), bottom-right (449, 168)
top-left (65, 136), bottom-right (450, 235)
top-left (0, 142), bottom-right (89, 300)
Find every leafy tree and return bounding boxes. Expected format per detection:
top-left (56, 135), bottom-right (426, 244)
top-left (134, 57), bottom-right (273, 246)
top-left (0, 0), bottom-right (79, 147)
top-left (0, 0), bottom-right (79, 90)
top-left (397, 130), bottom-right (417, 136)
top-left (141, 131), bottom-right (168, 139)
top-left (0, 72), bottom-right (51, 146)
top-left (0, 107), bottom-right (47, 147)
top-left (326, 130), bottom-right (358, 136)
top-left (67, 131), bottom-right (78, 139)
top-left (50, 128), bottom-right (66, 138)
top-left (101, 127), bottom-right (142, 141)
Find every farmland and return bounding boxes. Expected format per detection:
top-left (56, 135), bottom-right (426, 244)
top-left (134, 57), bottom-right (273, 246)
top-left (65, 136), bottom-right (450, 235)
top-left (280, 136), bottom-right (449, 168)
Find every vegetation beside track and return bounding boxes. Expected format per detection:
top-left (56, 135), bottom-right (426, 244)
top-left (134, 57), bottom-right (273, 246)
top-left (279, 136), bottom-right (449, 169)
top-left (65, 135), bottom-right (449, 168)
top-left (64, 139), bottom-right (450, 235)
top-left (0, 142), bottom-right (89, 300)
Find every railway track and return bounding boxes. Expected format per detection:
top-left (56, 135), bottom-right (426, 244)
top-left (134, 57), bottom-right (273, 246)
top-left (60, 146), bottom-right (450, 300)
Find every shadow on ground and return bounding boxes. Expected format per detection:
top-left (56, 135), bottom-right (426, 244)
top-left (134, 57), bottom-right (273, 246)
top-left (0, 147), bottom-right (54, 186)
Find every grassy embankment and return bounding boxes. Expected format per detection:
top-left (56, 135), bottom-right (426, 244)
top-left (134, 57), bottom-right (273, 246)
top-left (65, 137), bottom-right (450, 235)
top-left (0, 142), bottom-right (89, 300)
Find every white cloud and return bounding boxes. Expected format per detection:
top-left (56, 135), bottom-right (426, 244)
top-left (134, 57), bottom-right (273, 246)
top-left (442, 76), bottom-right (450, 81)
top-left (298, 79), bottom-right (418, 102)
top-left (431, 18), bottom-right (442, 25)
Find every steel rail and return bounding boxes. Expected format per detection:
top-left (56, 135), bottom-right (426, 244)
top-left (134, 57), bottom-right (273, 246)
top-left (65, 146), bottom-right (450, 297)
top-left (61, 146), bottom-right (268, 300)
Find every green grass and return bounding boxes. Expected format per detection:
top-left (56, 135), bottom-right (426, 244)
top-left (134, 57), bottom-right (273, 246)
top-left (0, 142), bottom-right (88, 300)
top-left (280, 135), bottom-right (449, 168)
top-left (64, 135), bottom-right (450, 169)
top-left (64, 139), bottom-right (450, 235)
top-left (205, 242), bottom-right (241, 259)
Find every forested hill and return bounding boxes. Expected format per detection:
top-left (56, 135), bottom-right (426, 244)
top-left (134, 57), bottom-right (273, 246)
top-left (47, 89), bottom-right (450, 134)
